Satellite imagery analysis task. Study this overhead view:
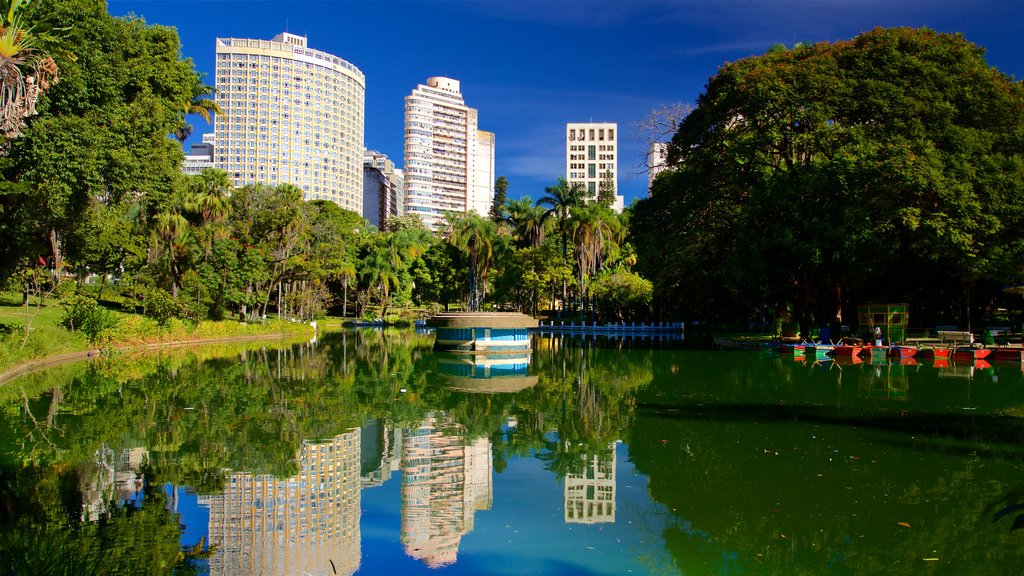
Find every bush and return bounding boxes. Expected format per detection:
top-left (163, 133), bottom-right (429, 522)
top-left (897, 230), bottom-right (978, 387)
top-left (54, 279), bottom-right (77, 300)
top-left (143, 288), bottom-right (190, 325)
top-left (60, 295), bottom-right (117, 344)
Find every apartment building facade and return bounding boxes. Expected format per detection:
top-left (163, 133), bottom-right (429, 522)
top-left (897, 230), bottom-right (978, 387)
top-left (404, 77), bottom-right (494, 231)
top-left (214, 33), bottom-right (365, 211)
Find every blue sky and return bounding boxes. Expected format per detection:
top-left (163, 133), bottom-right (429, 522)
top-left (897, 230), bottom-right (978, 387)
top-left (108, 0), bottom-right (1023, 207)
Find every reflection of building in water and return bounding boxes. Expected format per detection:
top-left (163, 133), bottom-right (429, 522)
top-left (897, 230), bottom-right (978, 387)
top-left (564, 445), bottom-right (616, 524)
top-left (198, 430), bottom-right (362, 576)
top-left (360, 418), bottom-right (403, 488)
top-left (436, 352), bottom-right (538, 393)
top-left (401, 414), bottom-right (492, 568)
top-left (80, 445), bottom-right (148, 521)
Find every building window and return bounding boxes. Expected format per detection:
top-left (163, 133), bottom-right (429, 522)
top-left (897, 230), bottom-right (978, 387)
top-left (588, 146), bottom-right (596, 160)
top-left (588, 164), bottom-right (596, 178)
top-left (588, 182), bottom-right (596, 194)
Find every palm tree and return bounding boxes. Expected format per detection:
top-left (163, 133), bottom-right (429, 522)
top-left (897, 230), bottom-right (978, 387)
top-left (337, 258), bottom-right (356, 319)
top-left (506, 196), bottom-right (549, 249)
top-left (0, 0), bottom-right (64, 139)
top-left (448, 213), bottom-right (496, 311)
top-left (361, 240), bottom-right (401, 320)
top-left (538, 178), bottom-right (586, 315)
top-left (176, 77), bottom-right (223, 143)
top-left (572, 203), bottom-right (621, 319)
top-left (152, 210), bottom-right (190, 298)
top-left (537, 178), bottom-right (586, 261)
top-left (190, 168), bottom-right (232, 225)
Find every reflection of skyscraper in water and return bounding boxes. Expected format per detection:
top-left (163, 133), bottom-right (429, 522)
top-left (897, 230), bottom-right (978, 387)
top-left (401, 413), bottom-right (492, 568)
top-left (198, 430), bottom-right (362, 576)
top-left (564, 445), bottom-right (616, 524)
top-left (79, 445), bottom-right (149, 522)
top-left (360, 418), bottom-right (404, 488)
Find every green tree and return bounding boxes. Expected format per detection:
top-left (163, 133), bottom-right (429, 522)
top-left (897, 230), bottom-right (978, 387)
top-left (633, 27), bottom-right (1024, 332)
top-left (489, 175), bottom-right (509, 223)
top-left (447, 213), bottom-right (496, 311)
top-left (0, 2), bottom-right (196, 284)
top-left (596, 170), bottom-right (615, 207)
top-left (505, 196), bottom-right (549, 249)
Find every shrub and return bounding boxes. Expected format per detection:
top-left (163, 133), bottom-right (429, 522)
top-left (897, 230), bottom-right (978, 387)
top-left (60, 295), bottom-right (117, 344)
top-left (143, 288), bottom-right (187, 325)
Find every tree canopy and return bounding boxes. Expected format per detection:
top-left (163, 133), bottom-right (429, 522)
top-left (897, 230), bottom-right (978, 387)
top-left (632, 27), bottom-right (1024, 333)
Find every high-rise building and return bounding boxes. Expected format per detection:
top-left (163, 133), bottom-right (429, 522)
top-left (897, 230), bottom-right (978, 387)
top-left (647, 142), bottom-right (670, 196)
top-left (214, 33), bottom-right (365, 211)
top-left (404, 77), bottom-right (494, 231)
top-left (363, 150), bottom-right (404, 230)
top-left (566, 122), bottom-right (624, 212)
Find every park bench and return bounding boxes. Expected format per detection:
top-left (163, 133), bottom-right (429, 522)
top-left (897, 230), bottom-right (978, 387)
top-left (938, 330), bottom-right (973, 347)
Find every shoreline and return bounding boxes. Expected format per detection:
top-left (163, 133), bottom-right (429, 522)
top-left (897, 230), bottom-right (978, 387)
top-left (0, 331), bottom-right (310, 386)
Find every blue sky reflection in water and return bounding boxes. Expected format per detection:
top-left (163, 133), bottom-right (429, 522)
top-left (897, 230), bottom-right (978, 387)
top-left (3, 332), bottom-right (1024, 574)
top-left (166, 438), bottom-right (679, 574)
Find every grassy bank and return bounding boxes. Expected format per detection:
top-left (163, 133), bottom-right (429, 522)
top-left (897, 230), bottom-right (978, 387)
top-left (0, 292), bottom-right (314, 376)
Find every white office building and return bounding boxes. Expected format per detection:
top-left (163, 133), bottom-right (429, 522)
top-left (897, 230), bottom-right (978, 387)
top-left (182, 133), bottom-right (216, 176)
top-left (404, 77), bottom-right (494, 231)
top-left (566, 122), bottom-right (623, 212)
top-left (647, 142), bottom-right (670, 196)
top-left (214, 33), bottom-right (365, 211)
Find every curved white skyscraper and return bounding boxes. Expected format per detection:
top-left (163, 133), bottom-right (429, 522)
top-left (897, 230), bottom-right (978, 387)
top-left (215, 33), bottom-right (365, 211)
top-left (404, 77), bottom-right (494, 231)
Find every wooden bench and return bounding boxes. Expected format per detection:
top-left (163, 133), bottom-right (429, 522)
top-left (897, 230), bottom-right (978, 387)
top-left (938, 330), bottom-right (973, 346)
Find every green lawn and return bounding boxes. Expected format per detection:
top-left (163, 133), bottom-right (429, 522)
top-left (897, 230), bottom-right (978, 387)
top-left (0, 292), bottom-right (313, 375)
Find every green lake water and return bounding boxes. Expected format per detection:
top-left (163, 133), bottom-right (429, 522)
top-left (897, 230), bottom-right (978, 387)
top-left (1, 330), bottom-right (1023, 574)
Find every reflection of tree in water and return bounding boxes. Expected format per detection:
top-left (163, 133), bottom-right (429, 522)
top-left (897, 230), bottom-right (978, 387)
top-left (528, 336), bottom-right (653, 478)
top-left (0, 461), bottom-right (183, 574)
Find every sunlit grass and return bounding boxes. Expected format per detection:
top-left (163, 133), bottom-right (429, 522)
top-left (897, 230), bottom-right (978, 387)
top-left (0, 291), bottom-right (313, 375)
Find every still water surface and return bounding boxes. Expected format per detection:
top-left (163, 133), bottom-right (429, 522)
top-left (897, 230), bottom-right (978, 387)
top-left (1, 330), bottom-right (1023, 574)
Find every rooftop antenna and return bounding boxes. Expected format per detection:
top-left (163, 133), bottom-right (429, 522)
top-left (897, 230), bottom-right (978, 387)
top-left (285, 18), bottom-right (289, 33)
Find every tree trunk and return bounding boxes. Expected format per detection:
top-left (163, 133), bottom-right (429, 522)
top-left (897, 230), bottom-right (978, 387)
top-left (342, 279), bottom-right (348, 319)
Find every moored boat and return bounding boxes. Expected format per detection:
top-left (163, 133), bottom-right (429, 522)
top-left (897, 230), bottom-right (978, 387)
top-left (832, 345), bottom-right (863, 357)
top-left (861, 345), bottom-right (890, 358)
top-left (889, 345), bottom-right (917, 358)
top-left (952, 347), bottom-right (992, 362)
top-left (917, 346), bottom-right (951, 359)
top-left (805, 344), bottom-right (834, 359)
top-left (991, 348), bottom-right (1024, 363)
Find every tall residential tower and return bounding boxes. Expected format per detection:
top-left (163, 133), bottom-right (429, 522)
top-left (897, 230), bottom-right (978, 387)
top-left (215, 33), bottom-right (365, 211)
top-left (566, 122), bottom-right (623, 212)
top-left (404, 77), bottom-right (494, 231)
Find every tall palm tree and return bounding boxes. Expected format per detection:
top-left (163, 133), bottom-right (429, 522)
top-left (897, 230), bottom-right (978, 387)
top-left (337, 259), bottom-right (357, 319)
top-left (0, 0), bottom-right (64, 139)
top-left (538, 178), bottom-right (585, 315)
top-left (361, 240), bottom-right (401, 320)
top-left (537, 178), bottom-right (585, 261)
top-left (152, 210), bottom-right (190, 298)
top-left (572, 203), bottom-right (621, 319)
top-left (448, 213), bottom-right (495, 311)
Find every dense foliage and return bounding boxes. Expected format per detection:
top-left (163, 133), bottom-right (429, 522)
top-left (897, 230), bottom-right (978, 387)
top-left (632, 28), bottom-right (1024, 334)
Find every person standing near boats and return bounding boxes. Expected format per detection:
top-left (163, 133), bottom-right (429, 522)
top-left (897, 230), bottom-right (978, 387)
top-left (874, 326), bottom-right (884, 346)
